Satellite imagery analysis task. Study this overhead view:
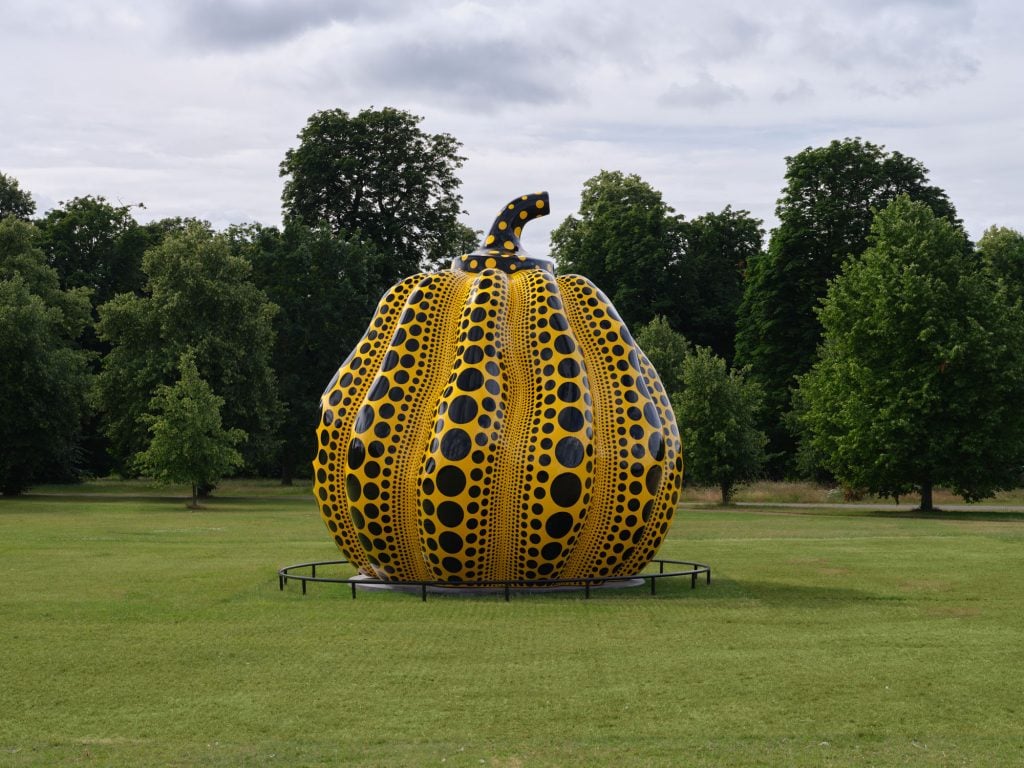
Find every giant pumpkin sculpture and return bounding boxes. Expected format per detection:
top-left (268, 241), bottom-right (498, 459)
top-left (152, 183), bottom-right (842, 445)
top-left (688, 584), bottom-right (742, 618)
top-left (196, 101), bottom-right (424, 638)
top-left (313, 193), bottom-right (682, 585)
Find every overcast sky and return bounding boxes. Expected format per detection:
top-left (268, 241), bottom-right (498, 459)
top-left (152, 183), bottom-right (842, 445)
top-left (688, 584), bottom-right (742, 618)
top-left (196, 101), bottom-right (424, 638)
top-left (3, 0), bottom-right (1022, 256)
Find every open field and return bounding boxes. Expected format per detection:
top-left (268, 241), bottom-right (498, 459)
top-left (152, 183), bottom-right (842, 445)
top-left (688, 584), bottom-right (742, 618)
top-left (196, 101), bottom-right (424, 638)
top-left (2, 484), bottom-right (1023, 766)
top-left (680, 479), bottom-right (1024, 506)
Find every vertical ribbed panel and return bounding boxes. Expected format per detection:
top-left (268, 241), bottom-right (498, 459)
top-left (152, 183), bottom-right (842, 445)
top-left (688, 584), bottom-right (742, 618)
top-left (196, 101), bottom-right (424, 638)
top-left (312, 273), bottom-right (425, 574)
top-left (416, 269), bottom-right (510, 582)
top-left (342, 271), bottom-right (473, 581)
top-left (496, 269), bottom-right (593, 582)
top-left (618, 349), bottom-right (684, 575)
top-left (558, 275), bottom-right (669, 579)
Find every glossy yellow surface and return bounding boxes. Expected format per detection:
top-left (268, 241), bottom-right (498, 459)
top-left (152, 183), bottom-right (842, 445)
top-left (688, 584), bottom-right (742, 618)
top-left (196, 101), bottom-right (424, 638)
top-left (313, 195), bottom-right (682, 585)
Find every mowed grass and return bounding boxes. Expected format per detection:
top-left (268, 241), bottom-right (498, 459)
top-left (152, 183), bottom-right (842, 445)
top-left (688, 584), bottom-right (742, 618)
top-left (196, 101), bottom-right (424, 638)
top-left (2, 485), bottom-right (1023, 766)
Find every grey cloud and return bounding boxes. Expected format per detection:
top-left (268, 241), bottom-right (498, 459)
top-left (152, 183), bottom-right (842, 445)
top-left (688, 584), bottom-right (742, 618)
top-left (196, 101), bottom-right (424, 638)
top-left (173, 0), bottom-right (416, 50)
top-left (659, 71), bottom-right (744, 108)
top-left (773, 79), bottom-right (814, 103)
top-left (354, 38), bottom-right (574, 110)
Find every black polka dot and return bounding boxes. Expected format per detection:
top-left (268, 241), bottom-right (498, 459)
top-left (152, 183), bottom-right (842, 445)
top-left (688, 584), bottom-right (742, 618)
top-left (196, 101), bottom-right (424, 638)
top-left (558, 359), bottom-right (580, 378)
top-left (649, 432), bottom-right (666, 462)
top-left (555, 436), bottom-right (585, 468)
top-left (545, 512), bottom-right (573, 538)
top-left (440, 429), bottom-right (471, 461)
top-left (354, 405), bottom-right (374, 433)
top-left (437, 501), bottom-right (464, 527)
top-left (541, 542), bottom-right (562, 560)
top-left (558, 407), bottom-right (585, 432)
top-left (439, 531), bottom-right (464, 554)
top-left (347, 438), bottom-right (365, 470)
top-left (646, 466), bottom-right (663, 495)
top-left (551, 474), bottom-right (582, 507)
top-left (644, 403), bottom-right (661, 428)
top-left (558, 382), bottom-right (581, 403)
top-left (345, 475), bottom-right (361, 502)
top-left (367, 378), bottom-right (388, 401)
top-left (554, 336), bottom-right (576, 354)
top-left (437, 466), bottom-right (467, 496)
top-left (449, 395), bottom-right (478, 424)
top-left (350, 507), bottom-right (364, 528)
top-left (442, 557), bottom-right (462, 573)
top-left (457, 368), bottom-right (483, 391)
top-left (328, 390), bottom-right (342, 406)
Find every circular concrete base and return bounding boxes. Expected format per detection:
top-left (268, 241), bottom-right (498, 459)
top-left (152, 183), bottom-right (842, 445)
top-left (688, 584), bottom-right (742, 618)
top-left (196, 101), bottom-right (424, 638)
top-left (348, 573), bottom-right (646, 596)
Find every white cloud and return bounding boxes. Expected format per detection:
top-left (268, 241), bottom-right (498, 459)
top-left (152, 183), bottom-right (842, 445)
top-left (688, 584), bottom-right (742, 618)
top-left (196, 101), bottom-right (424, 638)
top-left (2, 0), bottom-right (1022, 252)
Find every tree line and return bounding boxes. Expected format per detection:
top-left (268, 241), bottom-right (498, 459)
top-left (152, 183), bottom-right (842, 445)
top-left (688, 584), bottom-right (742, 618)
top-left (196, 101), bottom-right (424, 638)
top-left (3, 108), bottom-right (1024, 510)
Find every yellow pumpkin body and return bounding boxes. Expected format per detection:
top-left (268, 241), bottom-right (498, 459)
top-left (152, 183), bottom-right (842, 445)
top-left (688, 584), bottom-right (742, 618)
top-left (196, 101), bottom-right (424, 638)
top-left (313, 194), bottom-right (682, 584)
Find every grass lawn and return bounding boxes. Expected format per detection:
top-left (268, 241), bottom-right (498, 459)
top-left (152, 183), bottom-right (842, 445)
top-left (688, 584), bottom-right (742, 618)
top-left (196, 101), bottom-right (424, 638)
top-left (2, 482), bottom-right (1023, 766)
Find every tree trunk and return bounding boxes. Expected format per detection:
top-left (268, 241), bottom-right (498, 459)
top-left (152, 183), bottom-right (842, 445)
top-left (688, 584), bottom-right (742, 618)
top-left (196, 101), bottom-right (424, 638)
top-left (721, 480), bottom-right (732, 505)
top-left (920, 481), bottom-right (933, 512)
top-left (281, 464), bottom-right (293, 487)
top-left (190, 483), bottom-right (198, 509)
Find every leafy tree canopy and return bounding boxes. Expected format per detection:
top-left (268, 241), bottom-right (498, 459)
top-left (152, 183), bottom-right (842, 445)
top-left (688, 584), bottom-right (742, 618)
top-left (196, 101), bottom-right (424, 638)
top-left (233, 221), bottom-right (390, 482)
top-left (0, 171), bottom-right (36, 221)
top-left (796, 196), bottom-right (1024, 510)
top-left (978, 225), bottom-right (1024, 303)
top-left (673, 347), bottom-right (766, 504)
top-left (735, 137), bottom-right (960, 475)
top-left (96, 222), bottom-right (281, 472)
top-left (634, 315), bottom-right (690, 396)
top-left (0, 218), bottom-right (92, 494)
top-left (674, 206), bottom-right (763, 362)
top-left (280, 106), bottom-right (467, 279)
top-left (134, 351), bottom-right (245, 508)
top-left (551, 170), bottom-right (677, 330)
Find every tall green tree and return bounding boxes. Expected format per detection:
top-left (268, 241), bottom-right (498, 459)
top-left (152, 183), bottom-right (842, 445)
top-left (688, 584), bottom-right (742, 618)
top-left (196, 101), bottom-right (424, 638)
top-left (673, 347), bottom-right (766, 504)
top-left (551, 170), bottom-right (677, 330)
top-left (96, 223), bottom-right (281, 473)
top-left (675, 206), bottom-right (763, 362)
top-left (735, 138), bottom-right (960, 475)
top-left (978, 225), bottom-right (1024, 303)
top-left (134, 351), bottom-right (245, 508)
top-left (0, 171), bottom-right (36, 221)
top-left (232, 222), bottom-right (389, 483)
top-left (0, 218), bottom-right (92, 494)
top-left (796, 196), bottom-right (1024, 511)
top-left (634, 315), bottom-right (690, 396)
top-left (280, 106), bottom-right (467, 279)
top-left (36, 196), bottom-right (154, 307)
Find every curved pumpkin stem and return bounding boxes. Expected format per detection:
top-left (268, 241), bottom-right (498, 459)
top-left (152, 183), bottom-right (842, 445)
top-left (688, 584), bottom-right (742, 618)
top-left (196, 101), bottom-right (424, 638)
top-left (481, 192), bottom-right (549, 254)
top-left (455, 192), bottom-right (551, 274)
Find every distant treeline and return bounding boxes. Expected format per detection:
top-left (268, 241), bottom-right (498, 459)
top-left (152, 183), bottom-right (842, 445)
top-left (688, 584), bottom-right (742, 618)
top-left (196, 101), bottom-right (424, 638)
top-left (3, 108), bottom-right (1024, 509)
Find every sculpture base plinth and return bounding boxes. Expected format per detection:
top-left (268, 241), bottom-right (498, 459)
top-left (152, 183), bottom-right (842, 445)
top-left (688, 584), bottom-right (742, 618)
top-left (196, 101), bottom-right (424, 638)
top-left (277, 558), bottom-right (711, 601)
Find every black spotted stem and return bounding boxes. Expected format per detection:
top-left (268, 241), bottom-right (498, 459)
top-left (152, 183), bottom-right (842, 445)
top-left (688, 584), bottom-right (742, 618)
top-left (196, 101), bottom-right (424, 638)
top-left (455, 192), bottom-right (551, 274)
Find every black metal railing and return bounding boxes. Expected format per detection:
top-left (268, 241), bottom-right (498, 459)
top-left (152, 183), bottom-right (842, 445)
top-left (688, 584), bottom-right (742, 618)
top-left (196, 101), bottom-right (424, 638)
top-left (277, 558), bottom-right (711, 601)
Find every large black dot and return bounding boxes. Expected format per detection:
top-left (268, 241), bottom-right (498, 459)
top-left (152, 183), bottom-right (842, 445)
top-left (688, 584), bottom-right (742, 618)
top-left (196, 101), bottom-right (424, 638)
top-left (347, 438), bottom-right (365, 470)
top-left (448, 395), bottom-right (478, 424)
top-left (457, 368), bottom-right (484, 391)
top-left (644, 403), bottom-right (661, 428)
top-left (350, 507), bottom-right (365, 528)
top-left (439, 531), bottom-right (464, 554)
top-left (541, 541), bottom-right (563, 560)
top-left (437, 501), bottom-right (464, 527)
top-left (440, 429), bottom-right (472, 461)
top-left (558, 407), bottom-right (585, 432)
top-left (442, 557), bottom-right (462, 573)
top-left (551, 473), bottom-right (582, 507)
top-left (555, 436), bottom-right (585, 468)
top-left (328, 390), bottom-right (342, 406)
top-left (646, 466), bottom-right (663, 495)
top-left (345, 475), bottom-right (361, 502)
top-left (353, 405), bottom-right (374, 434)
top-left (558, 359), bottom-right (580, 378)
top-left (437, 465), bottom-right (467, 496)
top-left (545, 511), bottom-right (573, 539)
top-left (557, 382), bottom-right (581, 403)
top-left (367, 377), bottom-right (388, 401)
top-left (554, 335), bottom-right (576, 354)
top-left (649, 432), bottom-right (666, 462)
